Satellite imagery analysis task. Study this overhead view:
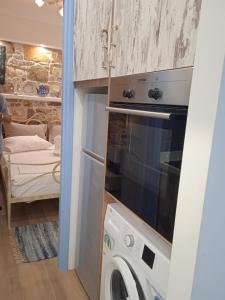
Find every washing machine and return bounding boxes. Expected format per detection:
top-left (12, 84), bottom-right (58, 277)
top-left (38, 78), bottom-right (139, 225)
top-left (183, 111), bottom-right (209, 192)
top-left (100, 203), bottom-right (171, 300)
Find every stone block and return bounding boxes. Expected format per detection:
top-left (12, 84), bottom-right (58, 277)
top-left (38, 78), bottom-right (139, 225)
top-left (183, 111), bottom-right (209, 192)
top-left (24, 45), bottom-right (52, 63)
top-left (48, 82), bottom-right (62, 98)
top-left (15, 68), bottom-right (27, 80)
top-left (6, 67), bottom-right (17, 78)
top-left (51, 51), bottom-right (62, 64)
top-left (28, 64), bottom-right (49, 82)
top-left (12, 77), bottom-right (23, 94)
top-left (14, 43), bottom-right (24, 53)
top-left (0, 82), bottom-right (14, 94)
top-left (13, 51), bottom-right (24, 60)
top-left (50, 63), bottom-right (62, 74)
top-left (52, 67), bottom-right (62, 81)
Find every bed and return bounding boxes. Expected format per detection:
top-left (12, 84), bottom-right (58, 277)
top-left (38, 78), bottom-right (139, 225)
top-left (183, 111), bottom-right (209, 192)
top-left (0, 112), bottom-right (61, 228)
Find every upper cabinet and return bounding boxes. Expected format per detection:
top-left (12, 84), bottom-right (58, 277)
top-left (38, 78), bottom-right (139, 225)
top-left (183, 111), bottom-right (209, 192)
top-left (74, 0), bottom-right (112, 81)
top-left (74, 0), bottom-right (202, 81)
top-left (111, 0), bottom-right (202, 77)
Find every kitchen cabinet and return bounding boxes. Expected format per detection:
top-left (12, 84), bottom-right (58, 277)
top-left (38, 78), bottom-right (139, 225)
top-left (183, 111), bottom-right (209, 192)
top-left (74, 0), bottom-right (201, 81)
top-left (111, 0), bottom-right (202, 77)
top-left (74, 0), bottom-right (112, 81)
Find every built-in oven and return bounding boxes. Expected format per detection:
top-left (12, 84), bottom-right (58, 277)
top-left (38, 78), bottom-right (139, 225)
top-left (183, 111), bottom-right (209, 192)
top-left (105, 68), bottom-right (193, 243)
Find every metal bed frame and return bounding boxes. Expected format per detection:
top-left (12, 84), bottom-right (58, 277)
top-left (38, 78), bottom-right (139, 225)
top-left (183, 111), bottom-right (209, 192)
top-left (0, 112), bottom-right (61, 228)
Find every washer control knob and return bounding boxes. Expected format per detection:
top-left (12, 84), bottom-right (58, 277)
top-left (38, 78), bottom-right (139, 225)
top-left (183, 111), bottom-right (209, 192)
top-left (104, 233), bottom-right (114, 250)
top-left (148, 88), bottom-right (163, 100)
top-left (123, 89), bottom-right (135, 99)
top-left (124, 234), bottom-right (135, 248)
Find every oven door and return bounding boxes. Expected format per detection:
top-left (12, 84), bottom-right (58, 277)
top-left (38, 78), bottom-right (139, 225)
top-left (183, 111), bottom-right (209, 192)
top-left (105, 103), bottom-right (188, 243)
top-left (104, 256), bottom-right (146, 300)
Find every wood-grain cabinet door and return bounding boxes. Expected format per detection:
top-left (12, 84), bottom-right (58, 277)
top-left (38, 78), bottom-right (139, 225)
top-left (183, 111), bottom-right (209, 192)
top-left (111, 0), bottom-right (202, 77)
top-left (74, 0), bottom-right (112, 81)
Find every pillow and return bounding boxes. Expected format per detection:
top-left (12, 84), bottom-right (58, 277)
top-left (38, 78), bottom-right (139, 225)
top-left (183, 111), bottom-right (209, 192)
top-left (4, 122), bottom-right (47, 140)
top-left (48, 124), bottom-right (61, 144)
top-left (4, 135), bottom-right (52, 153)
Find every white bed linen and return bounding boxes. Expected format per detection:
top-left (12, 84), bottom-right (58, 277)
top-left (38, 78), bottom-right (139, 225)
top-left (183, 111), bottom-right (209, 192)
top-left (3, 148), bottom-right (60, 198)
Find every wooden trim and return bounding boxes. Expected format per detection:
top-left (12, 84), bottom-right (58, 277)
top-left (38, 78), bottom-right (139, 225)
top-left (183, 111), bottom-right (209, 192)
top-left (10, 194), bottom-right (59, 204)
top-left (98, 80), bottom-right (111, 300)
top-left (74, 78), bottom-right (108, 88)
top-left (104, 190), bottom-right (117, 205)
top-left (3, 93), bottom-right (62, 103)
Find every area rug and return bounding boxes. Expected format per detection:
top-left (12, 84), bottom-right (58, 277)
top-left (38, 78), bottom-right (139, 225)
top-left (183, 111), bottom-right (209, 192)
top-left (11, 221), bottom-right (58, 263)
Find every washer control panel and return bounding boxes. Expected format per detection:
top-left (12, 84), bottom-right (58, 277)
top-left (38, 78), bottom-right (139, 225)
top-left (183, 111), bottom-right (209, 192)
top-left (124, 234), bottom-right (135, 248)
top-left (142, 245), bottom-right (155, 269)
top-left (103, 232), bottom-right (114, 251)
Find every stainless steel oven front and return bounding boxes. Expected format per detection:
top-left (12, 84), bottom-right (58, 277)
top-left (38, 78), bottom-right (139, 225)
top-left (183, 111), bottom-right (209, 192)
top-left (105, 68), bottom-right (193, 243)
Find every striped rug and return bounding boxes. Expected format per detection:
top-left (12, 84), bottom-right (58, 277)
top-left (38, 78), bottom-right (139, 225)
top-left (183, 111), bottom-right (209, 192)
top-left (13, 221), bottom-right (58, 263)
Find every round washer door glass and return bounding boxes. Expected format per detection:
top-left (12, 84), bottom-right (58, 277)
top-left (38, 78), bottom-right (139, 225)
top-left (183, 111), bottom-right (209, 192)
top-left (111, 269), bottom-right (128, 299)
top-left (107, 256), bottom-right (145, 300)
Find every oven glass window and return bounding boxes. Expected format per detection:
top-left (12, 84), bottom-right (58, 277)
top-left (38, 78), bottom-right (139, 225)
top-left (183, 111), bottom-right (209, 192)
top-left (106, 104), bottom-right (187, 243)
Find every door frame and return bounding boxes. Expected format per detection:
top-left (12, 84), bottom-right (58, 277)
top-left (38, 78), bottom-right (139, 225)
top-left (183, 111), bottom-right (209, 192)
top-left (58, 0), bottom-right (75, 271)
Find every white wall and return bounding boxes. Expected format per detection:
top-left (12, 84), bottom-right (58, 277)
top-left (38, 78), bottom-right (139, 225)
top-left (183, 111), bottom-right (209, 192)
top-left (167, 1), bottom-right (225, 299)
top-left (191, 63), bottom-right (225, 299)
top-left (0, 0), bottom-right (62, 49)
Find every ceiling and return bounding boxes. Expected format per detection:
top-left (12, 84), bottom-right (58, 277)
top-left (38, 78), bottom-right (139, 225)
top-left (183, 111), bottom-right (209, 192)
top-left (0, 0), bottom-right (62, 48)
top-left (0, 0), bottom-right (62, 26)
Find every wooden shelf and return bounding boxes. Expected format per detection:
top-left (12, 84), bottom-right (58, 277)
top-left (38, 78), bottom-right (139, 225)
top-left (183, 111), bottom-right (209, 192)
top-left (2, 93), bottom-right (62, 103)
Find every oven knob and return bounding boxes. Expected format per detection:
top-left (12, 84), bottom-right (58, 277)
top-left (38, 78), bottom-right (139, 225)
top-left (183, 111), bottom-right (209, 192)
top-left (124, 234), bottom-right (135, 248)
top-left (148, 88), bottom-right (163, 100)
top-left (123, 89), bottom-right (135, 99)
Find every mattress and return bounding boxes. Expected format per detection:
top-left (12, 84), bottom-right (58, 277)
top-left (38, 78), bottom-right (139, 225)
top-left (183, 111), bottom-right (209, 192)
top-left (2, 148), bottom-right (60, 198)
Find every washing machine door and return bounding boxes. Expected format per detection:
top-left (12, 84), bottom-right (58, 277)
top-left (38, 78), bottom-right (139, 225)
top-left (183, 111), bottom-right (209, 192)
top-left (104, 256), bottom-right (145, 300)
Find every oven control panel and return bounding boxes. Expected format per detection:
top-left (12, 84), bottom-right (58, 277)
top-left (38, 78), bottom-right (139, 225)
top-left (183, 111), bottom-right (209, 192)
top-left (111, 67), bottom-right (193, 106)
top-left (123, 89), bottom-right (135, 99)
top-left (148, 88), bottom-right (163, 100)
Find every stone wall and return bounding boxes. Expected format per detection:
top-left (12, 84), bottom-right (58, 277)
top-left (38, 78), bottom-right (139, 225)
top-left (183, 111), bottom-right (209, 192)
top-left (0, 41), bottom-right (62, 98)
top-left (7, 99), bottom-right (61, 124)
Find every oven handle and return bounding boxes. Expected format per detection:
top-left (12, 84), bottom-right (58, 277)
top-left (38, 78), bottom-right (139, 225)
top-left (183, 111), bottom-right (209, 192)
top-left (105, 106), bottom-right (171, 120)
